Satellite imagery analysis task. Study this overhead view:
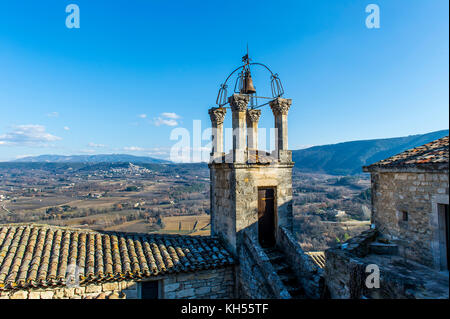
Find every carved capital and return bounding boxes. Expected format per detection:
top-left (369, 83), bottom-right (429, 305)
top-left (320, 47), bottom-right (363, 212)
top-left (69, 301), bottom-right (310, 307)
top-left (246, 109), bottom-right (261, 124)
top-left (269, 98), bottom-right (292, 116)
top-left (228, 94), bottom-right (249, 113)
top-left (208, 107), bottom-right (227, 125)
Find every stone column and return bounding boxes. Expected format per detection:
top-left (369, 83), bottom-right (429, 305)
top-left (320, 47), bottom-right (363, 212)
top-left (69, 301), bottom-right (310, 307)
top-left (270, 98), bottom-right (292, 161)
top-left (229, 94), bottom-right (249, 163)
top-left (246, 109), bottom-right (261, 163)
top-left (208, 107), bottom-right (227, 163)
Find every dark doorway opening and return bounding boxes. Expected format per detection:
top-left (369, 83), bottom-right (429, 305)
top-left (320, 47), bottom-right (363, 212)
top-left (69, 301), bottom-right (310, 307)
top-left (140, 280), bottom-right (159, 299)
top-left (258, 187), bottom-right (276, 247)
top-left (438, 203), bottom-right (449, 270)
top-left (444, 204), bottom-right (449, 270)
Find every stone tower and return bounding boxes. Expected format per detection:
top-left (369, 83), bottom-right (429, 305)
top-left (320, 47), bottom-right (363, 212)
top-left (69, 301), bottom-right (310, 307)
top-left (208, 94), bottom-right (294, 255)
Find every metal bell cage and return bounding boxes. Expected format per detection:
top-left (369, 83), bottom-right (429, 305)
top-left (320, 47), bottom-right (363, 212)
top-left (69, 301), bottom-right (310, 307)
top-left (215, 55), bottom-right (285, 109)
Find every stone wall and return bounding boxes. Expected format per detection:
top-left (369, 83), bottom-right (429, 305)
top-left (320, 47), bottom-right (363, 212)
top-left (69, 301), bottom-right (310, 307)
top-left (210, 166), bottom-right (236, 255)
top-left (325, 244), bottom-right (449, 299)
top-left (371, 170), bottom-right (449, 267)
top-left (0, 281), bottom-right (128, 299)
top-left (324, 229), bottom-right (378, 299)
top-left (277, 226), bottom-right (323, 298)
top-left (210, 163), bottom-right (294, 255)
top-left (237, 232), bottom-right (290, 299)
top-left (163, 267), bottom-right (235, 299)
top-left (0, 267), bottom-right (235, 299)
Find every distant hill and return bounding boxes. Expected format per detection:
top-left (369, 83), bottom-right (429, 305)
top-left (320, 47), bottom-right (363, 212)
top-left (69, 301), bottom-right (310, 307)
top-left (14, 154), bottom-right (170, 164)
top-left (292, 129), bottom-right (449, 175)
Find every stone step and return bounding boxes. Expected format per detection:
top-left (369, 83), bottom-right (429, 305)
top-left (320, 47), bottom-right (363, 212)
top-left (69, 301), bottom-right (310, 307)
top-left (278, 273), bottom-right (298, 286)
top-left (273, 262), bottom-right (291, 275)
top-left (265, 250), bottom-right (285, 262)
top-left (262, 247), bottom-right (306, 299)
top-left (286, 286), bottom-right (305, 299)
top-left (369, 242), bottom-right (398, 255)
top-left (264, 248), bottom-right (283, 257)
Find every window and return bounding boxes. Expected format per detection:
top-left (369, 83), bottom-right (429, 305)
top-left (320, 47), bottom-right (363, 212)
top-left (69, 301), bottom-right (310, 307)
top-left (140, 280), bottom-right (159, 299)
top-left (402, 211), bottom-right (408, 222)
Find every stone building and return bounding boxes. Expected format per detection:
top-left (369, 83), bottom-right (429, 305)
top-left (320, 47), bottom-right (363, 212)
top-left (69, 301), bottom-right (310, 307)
top-left (208, 93), bottom-right (322, 299)
top-left (0, 54), bottom-right (446, 299)
top-left (0, 224), bottom-right (235, 299)
top-left (325, 136), bottom-right (449, 299)
top-left (364, 136), bottom-right (449, 269)
top-left (0, 57), bottom-right (321, 299)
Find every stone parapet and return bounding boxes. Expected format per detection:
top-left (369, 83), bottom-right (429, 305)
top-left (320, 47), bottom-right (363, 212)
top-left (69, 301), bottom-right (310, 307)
top-left (277, 226), bottom-right (323, 298)
top-left (338, 228), bottom-right (378, 258)
top-left (324, 245), bottom-right (449, 299)
top-left (208, 162), bottom-right (294, 170)
top-left (238, 232), bottom-right (291, 299)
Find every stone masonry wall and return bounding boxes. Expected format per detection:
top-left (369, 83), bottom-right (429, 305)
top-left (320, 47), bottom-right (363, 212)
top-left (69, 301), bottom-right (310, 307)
top-left (371, 171), bottom-right (449, 267)
top-left (0, 267), bottom-right (235, 299)
top-left (210, 166), bottom-right (236, 255)
top-left (237, 232), bottom-right (290, 299)
top-left (325, 244), bottom-right (449, 299)
top-left (0, 281), bottom-right (130, 299)
top-left (163, 267), bottom-right (235, 299)
top-left (210, 163), bottom-right (293, 255)
top-left (277, 226), bottom-right (323, 298)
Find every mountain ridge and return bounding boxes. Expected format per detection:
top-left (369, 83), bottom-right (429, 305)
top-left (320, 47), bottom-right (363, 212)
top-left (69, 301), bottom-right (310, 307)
top-left (292, 129), bottom-right (449, 175)
top-left (13, 153), bottom-right (170, 164)
top-left (10, 130), bottom-right (449, 174)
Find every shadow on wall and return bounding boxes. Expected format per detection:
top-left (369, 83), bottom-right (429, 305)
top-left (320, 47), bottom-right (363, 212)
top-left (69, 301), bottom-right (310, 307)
top-left (228, 201), bottom-right (324, 299)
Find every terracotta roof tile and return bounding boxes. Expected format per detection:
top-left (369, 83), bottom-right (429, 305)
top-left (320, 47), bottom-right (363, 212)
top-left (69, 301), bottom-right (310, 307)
top-left (364, 136), bottom-right (449, 170)
top-left (0, 224), bottom-right (234, 291)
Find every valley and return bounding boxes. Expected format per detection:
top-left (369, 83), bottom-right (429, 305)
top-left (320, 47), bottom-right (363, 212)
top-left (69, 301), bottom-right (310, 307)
top-left (0, 162), bottom-right (370, 251)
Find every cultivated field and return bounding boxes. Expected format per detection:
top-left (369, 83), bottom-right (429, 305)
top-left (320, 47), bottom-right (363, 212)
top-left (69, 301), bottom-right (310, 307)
top-left (103, 214), bottom-right (211, 236)
top-left (0, 162), bottom-right (371, 250)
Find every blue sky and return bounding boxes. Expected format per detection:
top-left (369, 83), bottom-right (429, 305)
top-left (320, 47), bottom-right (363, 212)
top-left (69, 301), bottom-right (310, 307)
top-left (0, 0), bottom-right (448, 161)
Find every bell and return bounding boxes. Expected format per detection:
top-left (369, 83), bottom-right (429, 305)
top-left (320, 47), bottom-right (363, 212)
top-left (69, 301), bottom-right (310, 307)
top-left (241, 70), bottom-right (257, 94)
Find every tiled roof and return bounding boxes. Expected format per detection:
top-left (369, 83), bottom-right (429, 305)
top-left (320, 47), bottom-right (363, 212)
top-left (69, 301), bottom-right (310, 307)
top-left (305, 251), bottom-right (325, 269)
top-left (0, 224), bottom-right (235, 291)
top-left (364, 136), bottom-right (449, 171)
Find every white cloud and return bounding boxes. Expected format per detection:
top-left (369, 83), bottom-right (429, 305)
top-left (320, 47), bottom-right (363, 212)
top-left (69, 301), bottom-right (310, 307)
top-left (88, 142), bottom-right (106, 148)
top-left (80, 149), bottom-right (96, 154)
top-left (47, 112), bottom-right (59, 118)
top-left (138, 114), bottom-right (147, 119)
top-left (153, 112), bottom-right (181, 127)
top-left (124, 146), bottom-right (145, 151)
top-left (154, 118), bottom-right (178, 126)
top-left (161, 112), bottom-right (180, 119)
top-left (0, 125), bottom-right (61, 146)
top-left (15, 154), bottom-right (33, 159)
top-left (63, 126), bottom-right (70, 131)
